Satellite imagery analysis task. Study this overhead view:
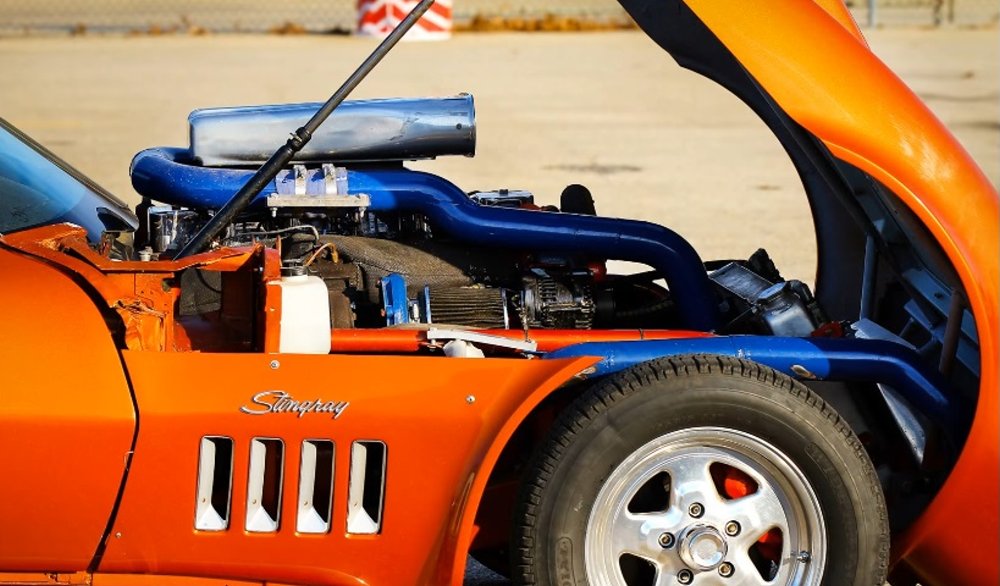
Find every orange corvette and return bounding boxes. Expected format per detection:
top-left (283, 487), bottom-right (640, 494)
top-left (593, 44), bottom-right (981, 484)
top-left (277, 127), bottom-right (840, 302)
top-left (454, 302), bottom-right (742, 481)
top-left (0, 1), bottom-right (996, 586)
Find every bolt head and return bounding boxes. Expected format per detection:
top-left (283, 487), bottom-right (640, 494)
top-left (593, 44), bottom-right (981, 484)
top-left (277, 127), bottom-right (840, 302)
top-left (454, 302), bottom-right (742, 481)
top-left (688, 502), bottom-right (704, 518)
top-left (719, 562), bottom-right (734, 577)
top-left (658, 532), bottom-right (675, 548)
top-left (677, 569), bottom-right (694, 584)
top-left (466, 395), bottom-right (476, 404)
top-left (269, 359), bottom-right (280, 369)
top-left (725, 521), bottom-right (741, 536)
top-left (797, 550), bottom-right (812, 563)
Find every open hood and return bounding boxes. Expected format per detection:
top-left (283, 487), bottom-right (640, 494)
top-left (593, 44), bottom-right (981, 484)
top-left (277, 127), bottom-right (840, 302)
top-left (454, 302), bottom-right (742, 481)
top-left (617, 1), bottom-right (998, 582)
top-left (617, 0), bottom-right (996, 310)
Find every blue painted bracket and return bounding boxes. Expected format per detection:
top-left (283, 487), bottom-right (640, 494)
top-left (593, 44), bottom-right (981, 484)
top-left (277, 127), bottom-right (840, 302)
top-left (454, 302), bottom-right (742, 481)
top-left (381, 273), bottom-right (410, 326)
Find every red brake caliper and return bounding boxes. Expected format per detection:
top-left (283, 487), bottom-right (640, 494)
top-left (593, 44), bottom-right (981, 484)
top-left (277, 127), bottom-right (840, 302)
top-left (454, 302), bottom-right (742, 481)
top-left (720, 467), bottom-right (783, 564)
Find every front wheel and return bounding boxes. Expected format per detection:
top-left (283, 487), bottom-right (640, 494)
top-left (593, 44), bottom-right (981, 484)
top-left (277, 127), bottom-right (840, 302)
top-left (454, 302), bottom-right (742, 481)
top-left (513, 355), bottom-right (888, 586)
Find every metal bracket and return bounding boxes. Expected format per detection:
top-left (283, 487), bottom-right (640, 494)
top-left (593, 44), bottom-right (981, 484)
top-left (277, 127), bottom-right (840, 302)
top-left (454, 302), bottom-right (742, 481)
top-left (426, 328), bottom-right (538, 353)
top-left (270, 164), bottom-right (371, 208)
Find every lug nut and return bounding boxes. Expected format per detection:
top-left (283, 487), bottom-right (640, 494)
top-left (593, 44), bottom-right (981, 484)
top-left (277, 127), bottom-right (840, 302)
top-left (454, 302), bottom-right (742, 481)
top-left (719, 562), bottom-right (734, 578)
top-left (725, 520), bottom-right (741, 536)
top-left (677, 569), bottom-right (694, 584)
top-left (688, 502), bottom-right (704, 518)
top-left (658, 532), bottom-right (676, 548)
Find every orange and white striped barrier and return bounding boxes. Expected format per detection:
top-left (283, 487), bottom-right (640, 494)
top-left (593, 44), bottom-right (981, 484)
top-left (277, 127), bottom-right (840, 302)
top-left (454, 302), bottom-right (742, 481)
top-left (357, 0), bottom-right (453, 40)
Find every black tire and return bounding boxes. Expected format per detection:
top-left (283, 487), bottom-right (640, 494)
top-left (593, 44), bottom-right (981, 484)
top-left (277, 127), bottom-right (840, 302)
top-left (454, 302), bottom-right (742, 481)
top-left (513, 355), bottom-right (888, 586)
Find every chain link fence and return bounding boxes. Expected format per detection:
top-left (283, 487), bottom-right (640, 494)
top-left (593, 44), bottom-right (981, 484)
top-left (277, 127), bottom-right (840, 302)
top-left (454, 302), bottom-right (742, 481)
top-left (0, 0), bottom-right (995, 35)
top-left (0, 0), bottom-right (356, 34)
top-left (0, 0), bottom-right (630, 34)
top-left (850, 0), bottom-right (999, 26)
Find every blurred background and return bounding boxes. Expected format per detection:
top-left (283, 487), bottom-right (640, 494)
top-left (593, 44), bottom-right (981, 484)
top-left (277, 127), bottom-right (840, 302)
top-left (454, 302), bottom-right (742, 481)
top-left (0, 0), bottom-right (996, 287)
top-left (0, 0), bottom-right (996, 33)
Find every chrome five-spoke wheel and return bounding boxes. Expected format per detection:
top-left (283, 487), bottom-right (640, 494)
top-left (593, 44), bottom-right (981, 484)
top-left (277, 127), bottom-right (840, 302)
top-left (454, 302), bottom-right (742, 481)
top-left (586, 427), bottom-right (825, 585)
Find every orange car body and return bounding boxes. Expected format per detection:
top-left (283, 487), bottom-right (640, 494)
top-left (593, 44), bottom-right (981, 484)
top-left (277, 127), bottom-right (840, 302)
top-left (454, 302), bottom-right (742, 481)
top-left (0, 1), bottom-right (996, 586)
top-left (684, 2), bottom-right (999, 584)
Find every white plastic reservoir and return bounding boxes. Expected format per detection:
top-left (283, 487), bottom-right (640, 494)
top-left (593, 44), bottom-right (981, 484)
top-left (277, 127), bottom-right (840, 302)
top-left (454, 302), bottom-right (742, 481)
top-left (277, 265), bottom-right (331, 354)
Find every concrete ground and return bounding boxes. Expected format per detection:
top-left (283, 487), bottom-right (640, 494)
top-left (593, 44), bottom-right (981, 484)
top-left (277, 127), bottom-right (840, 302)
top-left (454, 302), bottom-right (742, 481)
top-left (0, 27), bottom-right (995, 585)
top-left (1, 28), bottom-right (995, 284)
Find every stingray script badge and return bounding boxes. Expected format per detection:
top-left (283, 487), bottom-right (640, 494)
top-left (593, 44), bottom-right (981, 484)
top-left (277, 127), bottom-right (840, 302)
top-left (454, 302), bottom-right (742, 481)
top-left (241, 391), bottom-right (349, 419)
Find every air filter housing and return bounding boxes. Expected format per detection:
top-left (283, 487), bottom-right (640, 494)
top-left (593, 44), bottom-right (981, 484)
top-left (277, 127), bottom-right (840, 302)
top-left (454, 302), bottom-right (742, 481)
top-left (189, 95), bottom-right (476, 167)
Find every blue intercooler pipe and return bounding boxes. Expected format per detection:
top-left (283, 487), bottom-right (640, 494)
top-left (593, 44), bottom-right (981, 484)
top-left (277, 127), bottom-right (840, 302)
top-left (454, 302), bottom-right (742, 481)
top-left (130, 148), bottom-right (718, 330)
top-left (545, 335), bottom-right (957, 429)
top-left (131, 150), bottom-right (958, 432)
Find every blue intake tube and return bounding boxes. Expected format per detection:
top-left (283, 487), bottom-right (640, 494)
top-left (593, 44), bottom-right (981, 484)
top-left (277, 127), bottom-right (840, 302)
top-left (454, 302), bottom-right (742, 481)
top-left (349, 169), bottom-right (717, 330)
top-left (130, 148), bottom-right (268, 211)
top-left (130, 149), bottom-right (719, 330)
top-left (545, 335), bottom-right (955, 428)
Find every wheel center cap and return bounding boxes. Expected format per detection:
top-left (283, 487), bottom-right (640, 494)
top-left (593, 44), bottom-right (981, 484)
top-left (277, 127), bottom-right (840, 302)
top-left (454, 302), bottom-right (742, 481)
top-left (678, 525), bottom-right (728, 570)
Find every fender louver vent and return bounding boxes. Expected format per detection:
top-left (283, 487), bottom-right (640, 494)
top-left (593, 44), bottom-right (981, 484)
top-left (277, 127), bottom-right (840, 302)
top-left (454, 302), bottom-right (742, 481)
top-left (297, 440), bottom-right (335, 534)
top-left (246, 438), bottom-right (284, 532)
top-left (194, 436), bottom-right (233, 531)
top-left (193, 436), bottom-right (387, 535)
top-left (347, 440), bottom-right (387, 535)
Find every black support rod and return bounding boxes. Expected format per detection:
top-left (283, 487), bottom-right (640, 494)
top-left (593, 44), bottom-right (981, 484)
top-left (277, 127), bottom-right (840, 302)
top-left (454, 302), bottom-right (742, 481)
top-left (938, 288), bottom-right (965, 377)
top-left (176, 0), bottom-right (437, 259)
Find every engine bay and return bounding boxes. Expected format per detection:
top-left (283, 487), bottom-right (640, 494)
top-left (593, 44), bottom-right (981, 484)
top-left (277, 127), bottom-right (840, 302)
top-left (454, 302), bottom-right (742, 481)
top-left (116, 95), bottom-right (980, 479)
top-left (125, 96), bottom-right (832, 346)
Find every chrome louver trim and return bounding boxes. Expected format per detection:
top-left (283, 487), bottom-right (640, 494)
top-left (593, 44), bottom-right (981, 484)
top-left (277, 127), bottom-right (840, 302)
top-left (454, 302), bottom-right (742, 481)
top-left (347, 441), bottom-right (387, 535)
top-left (194, 436), bottom-right (233, 531)
top-left (297, 439), bottom-right (336, 534)
top-left (245, 438), bottom-right (284, 533)
top-left (193, 435), bottom-right (387, 536)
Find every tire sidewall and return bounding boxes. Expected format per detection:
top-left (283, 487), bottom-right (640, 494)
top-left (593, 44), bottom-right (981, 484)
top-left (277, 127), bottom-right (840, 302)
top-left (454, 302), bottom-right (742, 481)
top-left (530, 366), bottom-right (885, 586)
